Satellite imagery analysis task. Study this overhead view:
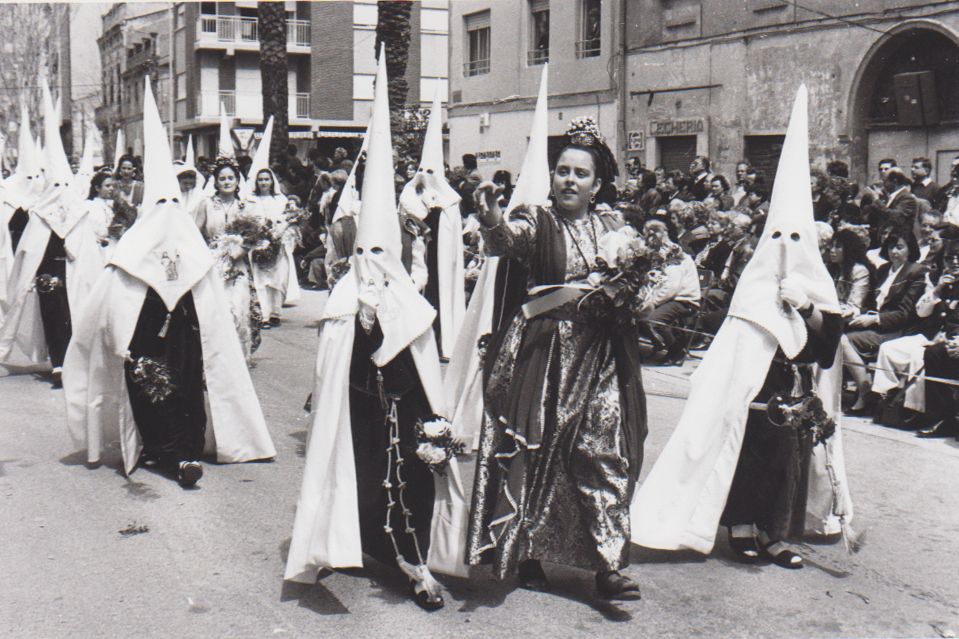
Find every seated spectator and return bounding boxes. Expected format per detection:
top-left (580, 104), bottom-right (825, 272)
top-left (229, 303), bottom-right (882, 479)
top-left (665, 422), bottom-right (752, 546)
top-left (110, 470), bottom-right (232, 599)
top-left (682, 201), bottom-right (711, 255)
top-left (637, 169), bottom-right (663, 218)
top-left (730, 161), bottom-right (751, 207)
top-left (694, 211), bottom-right (732, 278)
top-left (918, 209), bottom-right (944, 262)
top-left (826, 159), bottom-right (850, 179)
top-left (640, 219), bottom-right (701, 364)
top-left (827, 228), bottom-right (875, 318)
top-left (492, 169), bottom-right (514, 208)
top-left (811, 169), bottom-right (835, 221)
top-left (704, 174), bottom-right (734, 211)
top-left (843, 228), bottom-right (925, 413)
top-left (864, 167), bottom-right (919, 234)
top-left (698, 211), bottom-right (755, 335)
top-left (816, 221), bottom-right (834, 262)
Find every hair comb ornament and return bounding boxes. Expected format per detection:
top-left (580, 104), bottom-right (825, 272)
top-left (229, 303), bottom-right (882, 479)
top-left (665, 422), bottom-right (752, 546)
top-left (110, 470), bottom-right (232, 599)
top-left (566, 117), bottom-right (604, 147)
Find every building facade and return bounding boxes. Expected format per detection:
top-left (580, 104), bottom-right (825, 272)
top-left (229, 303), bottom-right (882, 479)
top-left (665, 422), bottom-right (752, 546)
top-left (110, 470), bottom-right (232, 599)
top-left (447, 0), bottom-right (622, 178)
top-left (624, 0), bottom-right (959, 185)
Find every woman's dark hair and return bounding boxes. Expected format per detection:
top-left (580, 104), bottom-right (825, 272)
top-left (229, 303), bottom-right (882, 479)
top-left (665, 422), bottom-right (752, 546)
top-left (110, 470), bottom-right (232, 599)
top-left (711, 174), bottom-right (730, 192)
top-left (879, 227), bottom-right (921, 262)
top-left (87, 170), bottom-right (113, 200)
top-left (254, 168), bottom-right (276, 196)
top-left (639, 169), bottom-right (657, 191)
top-left (115, 154), bottom-right (140, 179)
top-left (550, 135), bottom-right (619, 194)
top-left (829, 229), bottom-right (875, 295)
top-left (493, 169), bottom-right (514, 203)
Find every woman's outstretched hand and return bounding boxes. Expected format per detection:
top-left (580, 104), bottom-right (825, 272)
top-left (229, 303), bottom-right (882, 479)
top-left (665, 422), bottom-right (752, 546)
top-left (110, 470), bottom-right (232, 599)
top-left (474, 180), bottom-right (505, 227)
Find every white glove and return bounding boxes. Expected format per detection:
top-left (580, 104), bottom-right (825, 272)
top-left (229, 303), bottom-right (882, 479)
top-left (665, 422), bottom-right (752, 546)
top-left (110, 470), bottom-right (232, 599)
top-left (779, 276), bottom-right (810, 309)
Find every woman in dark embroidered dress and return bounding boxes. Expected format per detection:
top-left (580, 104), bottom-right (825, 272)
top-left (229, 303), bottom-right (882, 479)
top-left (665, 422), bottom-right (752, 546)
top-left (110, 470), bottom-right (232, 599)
top-left (466, 119), bottom-right (646, 600)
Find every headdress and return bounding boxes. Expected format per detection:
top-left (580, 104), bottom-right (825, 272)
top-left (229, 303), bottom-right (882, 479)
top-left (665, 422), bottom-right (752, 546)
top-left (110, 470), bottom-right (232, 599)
top-left (566, 116), bottom-right (604, 147)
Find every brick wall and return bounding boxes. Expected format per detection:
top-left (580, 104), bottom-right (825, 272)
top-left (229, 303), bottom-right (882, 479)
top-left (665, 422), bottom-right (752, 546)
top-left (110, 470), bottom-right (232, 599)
top-left (309, 1), bottom-right (354, 120)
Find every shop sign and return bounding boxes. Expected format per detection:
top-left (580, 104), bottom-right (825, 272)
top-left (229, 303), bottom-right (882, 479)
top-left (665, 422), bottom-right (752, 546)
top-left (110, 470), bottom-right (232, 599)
top-left (627, 130), bottom-right (645, 151)
top-left (649, 118), bottom-right (705, 137)
top-left (477, 150), bottom-right (501, 164)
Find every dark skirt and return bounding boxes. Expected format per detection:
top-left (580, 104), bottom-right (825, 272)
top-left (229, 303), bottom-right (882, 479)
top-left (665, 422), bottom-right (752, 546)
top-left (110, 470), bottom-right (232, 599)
top-left (124, 288), bottom-right (206, 465)
top-left (720, 409), bottom-right (814, 541)
top-left (36, 234), bottom-right (72, 368)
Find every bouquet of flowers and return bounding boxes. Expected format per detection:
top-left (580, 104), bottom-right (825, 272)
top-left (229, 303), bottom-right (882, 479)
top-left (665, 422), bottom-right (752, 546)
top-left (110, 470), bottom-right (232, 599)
top-left (125, 355), bottom-right (176, 405)
top-left (211, 215), bottom-right (280, 276)
top-left (576, 225), bottom-right (686, 324)
top-left (766, 392), bottom-right (836, 445)
top-left (328, 257), bottom-right (352, 287)
top-left (33, 273), bottom-right (64, 294)
top-left (414, 415), bottom-right (466, 476)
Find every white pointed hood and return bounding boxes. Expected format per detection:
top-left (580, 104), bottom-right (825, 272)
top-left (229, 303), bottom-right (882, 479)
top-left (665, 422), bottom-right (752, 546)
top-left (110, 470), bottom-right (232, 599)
top-left (3, 103), bottom-right (41, 208)
top-left (324, 44), bottom-right (436, 367)
top-left (240, 116), bottom-right (275, 200)
top-left (70, 125), bottom-right (97, 203)
top-left (185, 133), bottom-right (195, 166)
top-left (727, 84), bottom-right (839, 359)
top-left (505, 64), bottom-right (551, 214)
top-left (218, 101), bottom-right (234, 159)
top-left (109, 76), bottom-right (214, 312)
top-left (331, 118), bottom-right (370, 224)
top-left (400, 86), bottom-right (460, 216)
top-left (113, 128), bottom-right (124, 172)
top-left (31, 79), bottom-right (80, 237)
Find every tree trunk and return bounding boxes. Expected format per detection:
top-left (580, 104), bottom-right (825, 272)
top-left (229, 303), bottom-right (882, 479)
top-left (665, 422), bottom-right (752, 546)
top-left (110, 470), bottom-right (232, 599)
top-left (258, 1), bottom-right (288, 167)
top-left (374, 1), bottom-right (412, 113)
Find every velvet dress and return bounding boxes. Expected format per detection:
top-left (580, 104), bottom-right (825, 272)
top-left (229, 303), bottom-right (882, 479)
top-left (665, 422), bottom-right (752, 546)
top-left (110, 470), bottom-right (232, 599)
top-left (467, 205), bottom-right (647, 578)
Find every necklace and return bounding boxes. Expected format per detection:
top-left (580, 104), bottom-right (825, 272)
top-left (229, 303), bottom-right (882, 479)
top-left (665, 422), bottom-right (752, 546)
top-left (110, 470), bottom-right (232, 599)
top-left (558, 212), bottom-right (597, 270)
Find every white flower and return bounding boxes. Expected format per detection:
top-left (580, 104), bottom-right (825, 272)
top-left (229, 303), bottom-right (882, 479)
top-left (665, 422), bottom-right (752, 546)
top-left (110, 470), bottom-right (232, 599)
top-left (587, 272), bottom-right (604, 287)
top-left (416, 443), bottom-right (448, 465)
top-left (597, 226), bottom-right (639, 268)
top-left (421, 418), bottom-right (452, 439)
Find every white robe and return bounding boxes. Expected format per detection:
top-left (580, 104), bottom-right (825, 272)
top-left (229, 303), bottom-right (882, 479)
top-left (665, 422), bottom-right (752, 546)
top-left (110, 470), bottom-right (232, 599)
top-left (62, 263), bottom-right (277, 474)
top-left (284, 270), bottom-right (469, 583)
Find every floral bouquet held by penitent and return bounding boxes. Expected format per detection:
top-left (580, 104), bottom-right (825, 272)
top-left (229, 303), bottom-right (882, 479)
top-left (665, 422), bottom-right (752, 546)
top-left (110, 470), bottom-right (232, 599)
top-left (414, 415), bottom-right (466, 476)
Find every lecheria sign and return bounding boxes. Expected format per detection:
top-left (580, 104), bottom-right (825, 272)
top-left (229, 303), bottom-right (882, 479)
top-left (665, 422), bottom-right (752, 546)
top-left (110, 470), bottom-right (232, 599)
top-left (649, 118), bottom-right (705, 136)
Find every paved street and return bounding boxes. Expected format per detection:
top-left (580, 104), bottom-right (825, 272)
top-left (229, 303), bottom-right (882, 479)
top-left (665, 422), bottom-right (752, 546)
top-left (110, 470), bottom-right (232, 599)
top-left (1, 289), bottom-right (958, 638)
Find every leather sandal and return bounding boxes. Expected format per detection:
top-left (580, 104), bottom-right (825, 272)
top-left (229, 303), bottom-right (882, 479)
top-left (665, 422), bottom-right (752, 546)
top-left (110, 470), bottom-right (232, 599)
top-left (595, 570), bottom-right (641, 601)
top-left (408, 580), bottom-right (444, 612)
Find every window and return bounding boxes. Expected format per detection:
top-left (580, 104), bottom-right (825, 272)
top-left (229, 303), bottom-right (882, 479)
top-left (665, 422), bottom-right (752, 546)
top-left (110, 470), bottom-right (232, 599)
top-left (577, 0), bottom-right (601, 58)
top-left (200, 2), bottom-right (216, 16)
top-left (464, 11), bottom-right (490, 77)
top-left (744, 135), bottom-right (785, 185)
top-left (527, 0), bottom-right (549, 66)
top-left (658, 136), bottom-right (697, 173)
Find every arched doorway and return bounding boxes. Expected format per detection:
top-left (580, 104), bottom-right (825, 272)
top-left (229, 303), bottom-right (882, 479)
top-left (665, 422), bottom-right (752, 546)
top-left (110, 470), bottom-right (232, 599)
top-left (848, 22), bottom-right (959, 186)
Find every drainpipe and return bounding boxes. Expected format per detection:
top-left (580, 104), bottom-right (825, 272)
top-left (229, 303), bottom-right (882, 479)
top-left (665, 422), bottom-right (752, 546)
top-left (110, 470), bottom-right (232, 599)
top-left (616, 0), bottom-right (628, 183)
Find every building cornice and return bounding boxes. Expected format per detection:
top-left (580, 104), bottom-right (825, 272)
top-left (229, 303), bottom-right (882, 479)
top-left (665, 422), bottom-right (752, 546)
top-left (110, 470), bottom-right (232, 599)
top-left (448, 88), bottom-right (616, 116)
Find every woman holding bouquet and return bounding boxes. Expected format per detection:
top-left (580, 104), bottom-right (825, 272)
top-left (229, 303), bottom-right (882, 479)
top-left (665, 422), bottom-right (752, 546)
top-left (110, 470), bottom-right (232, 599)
top-left (467, 118), bottom-right (647, 600)
top-left (194, 159), bottom-right (261, 364)
top-left (246, 168), bottom-right (291, 329)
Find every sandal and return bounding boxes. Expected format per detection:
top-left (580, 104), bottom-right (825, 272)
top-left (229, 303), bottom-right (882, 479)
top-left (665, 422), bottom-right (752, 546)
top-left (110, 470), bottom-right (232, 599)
top-left (408, 580), bottom-right (444, 612)
top-left (759, 538), bottom-right (803, 569)
top-left (595, 570), bottom-right (641, 601)
top-left (518, 559), bottom-right (549, 592)
top-left (727, 525), bottom-right (760, 562)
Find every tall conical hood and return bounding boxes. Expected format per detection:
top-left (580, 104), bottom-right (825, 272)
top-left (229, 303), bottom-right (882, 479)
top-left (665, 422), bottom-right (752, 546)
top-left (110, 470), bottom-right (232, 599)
top-left (140, 75), bottom-right (182, 209)
top-left (218, 101), bottom-right (234, 159)
top-left (354, 44), bottom-right (401, 259)
top-left (240, 115), bottom-right (274, 200)
top-left (113, 128), bottom-right (124, 172)
top-left (728, 84), bottom-right (839, 359)
top-left (68, 124), bottom-right (97, 203)
top-left (404, 85), bottom-right (459, 212)
top-left (185, 134), bottom-right (195, 165)
top-left (41, 79), bottom-right (73, 186)
top-left (14, 103), bottom-right (35, 180)
top-left (109, 75), bottom-right (214, 312)
top-left (331, 118), bottom-right (370, 224)
top-left (505, 64), bottom-right (551, 214)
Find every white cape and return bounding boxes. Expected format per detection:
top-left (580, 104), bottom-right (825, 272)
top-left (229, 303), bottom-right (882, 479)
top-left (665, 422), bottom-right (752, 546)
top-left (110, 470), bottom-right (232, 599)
top-left (436, 204), bottom-right (465, 358)
top-left (284, 269), bottom-right (470, 583)
top-left (629, 317), bottom-right (853, 553)
top-left (62, 264), bottom-right (277, 474)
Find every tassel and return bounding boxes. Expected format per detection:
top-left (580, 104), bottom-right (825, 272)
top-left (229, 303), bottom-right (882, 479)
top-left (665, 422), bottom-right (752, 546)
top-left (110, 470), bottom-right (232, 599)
top-left (822, 442), bottom-right (865, 554)
top-left (158, 312), bottom-right (172, 339)
top-left (396, 557), bottom-right (443, 602)
top-left (840, 517), bottom-right (865, 554)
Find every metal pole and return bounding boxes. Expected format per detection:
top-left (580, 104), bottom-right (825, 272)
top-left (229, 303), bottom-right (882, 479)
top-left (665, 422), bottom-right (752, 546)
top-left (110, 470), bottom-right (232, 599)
top-left (169, 4), bottom-right (175, 149)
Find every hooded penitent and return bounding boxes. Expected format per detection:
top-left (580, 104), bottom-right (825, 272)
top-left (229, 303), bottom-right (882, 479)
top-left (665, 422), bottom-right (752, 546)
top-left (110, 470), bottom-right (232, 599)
top-left (285, 45), bottom-right (468, 583)
top-left (399, 87), bottom-right (465, 359)
top-left (112, 129), bottom-right (124, 173)
top-left (0, 80), bottom-right (103, 369)
top-left (62, 75), bottom-right (275, 474)
top-left (331, 118), bottom-right (369, 225)
top-left (443, 64), bottom-right (552, 447)
top-left (629, 85), bottom-right (854, 553)
top-left (202, 102), bottom-right (239, 200)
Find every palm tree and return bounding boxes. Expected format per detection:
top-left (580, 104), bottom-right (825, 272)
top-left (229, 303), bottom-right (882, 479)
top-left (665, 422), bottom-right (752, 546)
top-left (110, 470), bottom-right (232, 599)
top-left (374, 1), bottom-right (413, 113)
top-left (258, 1), bottom-right (288, 166)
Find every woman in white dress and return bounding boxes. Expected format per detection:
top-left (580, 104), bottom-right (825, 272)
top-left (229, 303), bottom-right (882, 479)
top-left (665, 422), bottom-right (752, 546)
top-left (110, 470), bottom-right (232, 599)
top-left (194, 158), bottom-right (261, 364)
top-left (245, 168), bottom-right (291, 329)
top-left (82, 171), bottom-right (119, 263)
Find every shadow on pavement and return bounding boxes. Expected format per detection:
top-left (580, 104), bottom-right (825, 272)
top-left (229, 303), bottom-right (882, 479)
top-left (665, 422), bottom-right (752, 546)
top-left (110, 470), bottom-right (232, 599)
top-left (280, 578), bottom-right (350, 615)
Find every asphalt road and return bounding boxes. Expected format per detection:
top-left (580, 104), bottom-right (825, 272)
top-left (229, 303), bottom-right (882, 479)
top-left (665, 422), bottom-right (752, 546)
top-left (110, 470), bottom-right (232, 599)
top-left (1, 289), bottom-right (957, 638)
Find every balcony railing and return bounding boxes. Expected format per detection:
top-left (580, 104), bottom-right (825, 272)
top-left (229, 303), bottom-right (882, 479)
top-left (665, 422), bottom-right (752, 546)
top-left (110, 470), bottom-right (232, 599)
top-left (526, 49), bottom-right (549, 66)
top-left (575, 39), bottom-right (601, 58)
top-left (198, 90), bottom-right (311, 119)
top-left (463, 59), bottom-right (490, 77)
top-left (197, 15), bottom-right (310, 47)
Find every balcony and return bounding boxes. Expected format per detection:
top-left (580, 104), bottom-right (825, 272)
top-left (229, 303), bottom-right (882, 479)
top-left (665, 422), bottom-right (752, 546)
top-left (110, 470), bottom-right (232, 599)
top-left (575, 39), bottom-right (601, 59)
top-left (197, 90), bottom-right (311, 121)
top-left (526, 49), bottom-right (549, 66)
top-left (196, 15), bottom-right (310, 52)
top-left (463, 59), bottom-right (490, 77)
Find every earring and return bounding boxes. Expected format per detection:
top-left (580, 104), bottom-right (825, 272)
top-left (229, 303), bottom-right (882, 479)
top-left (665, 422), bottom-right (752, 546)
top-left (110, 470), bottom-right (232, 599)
top-left (589, 194), bottom-right (596, 204)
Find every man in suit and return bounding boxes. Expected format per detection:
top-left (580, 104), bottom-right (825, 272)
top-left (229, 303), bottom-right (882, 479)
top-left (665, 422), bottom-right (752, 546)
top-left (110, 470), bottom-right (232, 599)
top-left (865, 167), bottom-right (919, 236)
top-left (911, 157), bottom-right (940, 206)
top-left (688, 155), bottom-right (713, 201)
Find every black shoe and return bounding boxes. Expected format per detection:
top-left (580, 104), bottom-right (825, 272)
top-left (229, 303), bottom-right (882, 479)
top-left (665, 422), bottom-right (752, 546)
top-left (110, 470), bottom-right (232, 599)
top-left (917, 420), bottom-right (958, 438)
top-left (595, 570), bottom-right (641, 601)
top-left (260, 321), bottom-right (272, 330)
top-left (177, 461), bottom-right (203, 487)
top-left (408, 581), bottom-right (444, 611)
top-left (728, 533), bottom-right (761, 563)
top-left (269, 315), bottom-right (281, 327)
top-left (518, 559), bottom-right (549, 592)
top-left (759, 539), bottom-right (803, 569)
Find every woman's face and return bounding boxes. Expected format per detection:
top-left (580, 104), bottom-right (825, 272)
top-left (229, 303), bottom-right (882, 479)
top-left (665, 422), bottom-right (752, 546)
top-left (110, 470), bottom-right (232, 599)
top-left (216, 167), bottom-right (238, 194)
top-left (706, 216), bottom-right (724, 237)
top-left (119, 161), bottom-right (135, 180)
top-left (256, 170), bottom-right (273, 195)
top-left (829, 240), bottom-right (844, 264)
top-left (97, 176), bottom-right (115, 199)
top-left (887, 238), bottom-right (909, 265)
top-left (551, 148), bottom-right (599, 214)
top-left (405, 164), bottom-right (417, 180)
top-left (710, 179), bottom-right (724, 196)
top-left (178, 172), bottom-right (197, 192)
